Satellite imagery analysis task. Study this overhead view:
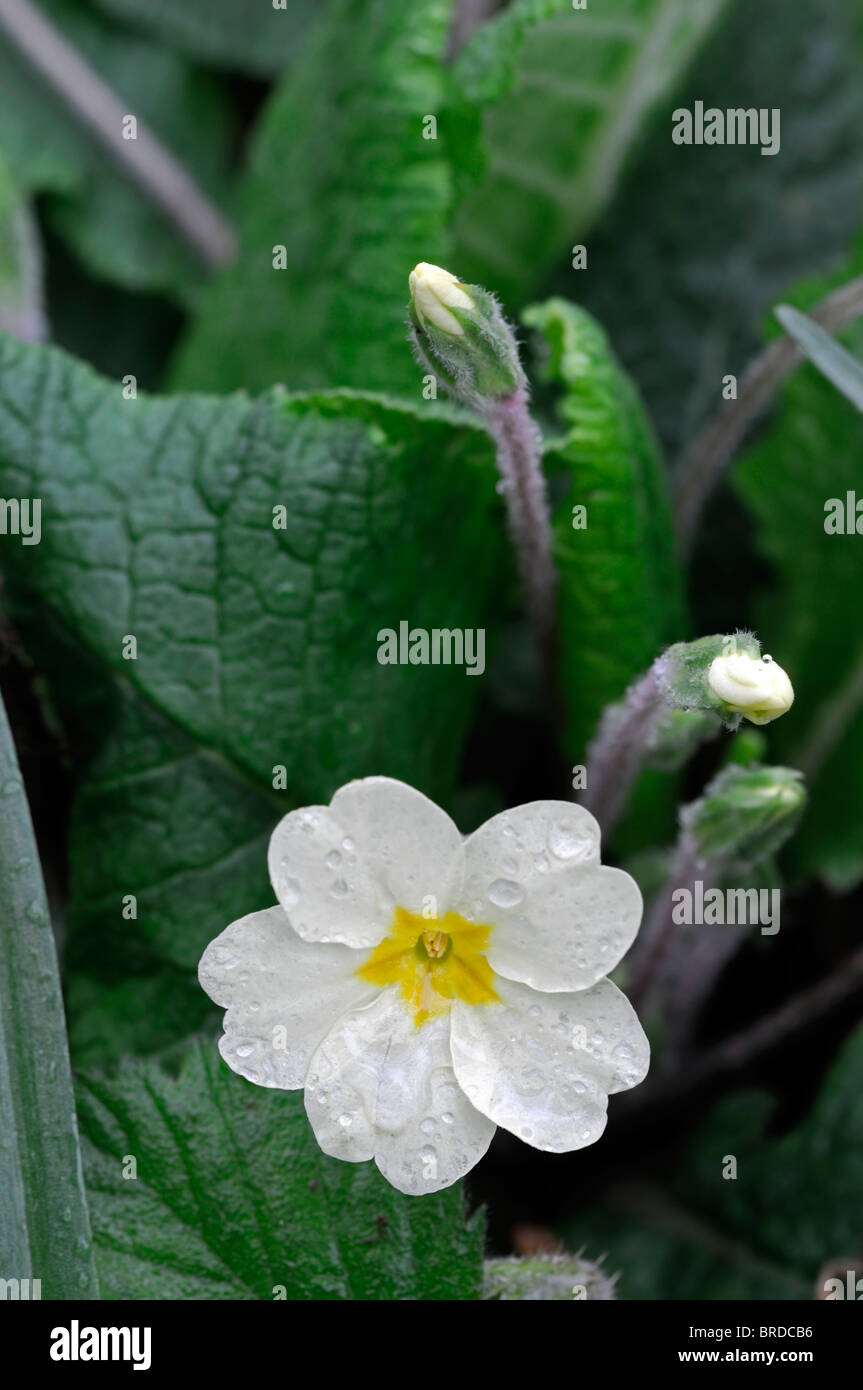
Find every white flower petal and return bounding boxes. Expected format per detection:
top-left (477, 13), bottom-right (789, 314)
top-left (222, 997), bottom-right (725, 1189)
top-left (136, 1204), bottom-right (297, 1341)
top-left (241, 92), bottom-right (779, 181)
top-left (198, 907), bottom-right (375, 1088)
top-left (450, 976), bottom-right (649, 1153)
top-left (305, 987), bottom-right (495, 1195)
top-left (268, 776), bottom-right (465, 949)
top-left (458, 801), bottom-right (642, 990)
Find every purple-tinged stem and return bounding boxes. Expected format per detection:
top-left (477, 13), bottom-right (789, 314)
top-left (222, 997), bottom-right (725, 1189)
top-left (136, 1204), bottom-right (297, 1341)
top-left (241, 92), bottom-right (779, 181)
top-left (580, 659), bottom-right (667, 835)
top-left (483, 388), bottom-right (558, 676)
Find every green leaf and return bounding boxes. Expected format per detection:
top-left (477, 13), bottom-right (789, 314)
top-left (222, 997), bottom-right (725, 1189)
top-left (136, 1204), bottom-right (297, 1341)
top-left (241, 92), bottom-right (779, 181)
top-left (572, 0), bottom-right (863, 456)
top-left (171, 0), bottom-right (455, 395)
top-left (524, 298), bottom-right (684, 761)
top-left (734, 326), bottom-right (863, 890)
top-left (774, 304), bottom-right (863, 413)
top-left (89, 0), bottom-right (319, 77)
top-left (450, 0), bottom-right (729, 307)
top-left (0, 689), bottom-right (99, 1299)
top-left (0, 0), bottom-right (232, 298)
top-left (0, 151), bottom-right (44, 341)
top-left (66, 964), bottom-right (217, 1072)
top-left (0, 336), bottom-right (505, 1039)
top-left (566, 1024), bottom-right (863, 1299)
top-left (77, 1039), bottom-right (485, 1299)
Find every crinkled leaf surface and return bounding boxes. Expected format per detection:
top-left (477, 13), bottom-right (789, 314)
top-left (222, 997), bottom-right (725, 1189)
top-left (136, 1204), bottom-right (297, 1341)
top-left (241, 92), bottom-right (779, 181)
top-left (77, 1039), bottom-right (485, 1300)
top-left (526, 298), bottom-right (684, 761)
top-left (0, 336), bottom-right (505, 1059)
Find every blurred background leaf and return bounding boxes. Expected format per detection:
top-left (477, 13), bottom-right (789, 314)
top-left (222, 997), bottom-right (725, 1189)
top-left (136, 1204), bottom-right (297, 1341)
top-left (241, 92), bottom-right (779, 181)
top-left (735, 322), bottom-right (863, 891)
top-left (565, 1023), bottom-right (863, 1299)
top-left (170, 0), bottom-right (455, 394)
top-left (567, 0), bottom-right (863, 459)
top-left (89, 0), bottom-right (319, 76)
top-left (0, 0), bottom-right (233, 300)
top-left (0, 148), bottom-right (45, 341)
top-left (451, 0), bottom-right (729, 307)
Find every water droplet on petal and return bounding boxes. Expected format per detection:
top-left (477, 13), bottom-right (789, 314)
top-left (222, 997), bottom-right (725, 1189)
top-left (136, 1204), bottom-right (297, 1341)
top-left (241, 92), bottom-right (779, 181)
top-left (488, 878), bottom-right (523, 908)
top-left (280, 878), bottom-right (301, 908)
top-left (548, 822), bottom-right (593, 860)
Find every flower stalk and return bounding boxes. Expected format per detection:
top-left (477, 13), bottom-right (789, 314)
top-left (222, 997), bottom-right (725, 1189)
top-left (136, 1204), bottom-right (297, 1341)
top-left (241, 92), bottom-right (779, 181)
top-left (408, 262), bottom-right (557, 670)
top-left (626, 763), bottom-right (806, 1057)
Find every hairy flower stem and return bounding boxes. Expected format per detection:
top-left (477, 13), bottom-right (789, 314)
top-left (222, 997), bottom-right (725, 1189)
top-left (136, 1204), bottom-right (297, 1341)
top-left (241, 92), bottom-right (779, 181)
top-left (483, 389), bottom-right (558, 679)
top-left (626, 832), bottom-right (699, 1009)
top-left (626, 834), bottom-right (746, 1060)
top-left (580, 661), bottom-right (666, 834)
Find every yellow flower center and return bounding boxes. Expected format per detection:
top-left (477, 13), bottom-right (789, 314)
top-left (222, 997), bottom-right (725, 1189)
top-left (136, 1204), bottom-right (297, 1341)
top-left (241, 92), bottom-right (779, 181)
top-left (357, 906), bottom-right (499, 1027)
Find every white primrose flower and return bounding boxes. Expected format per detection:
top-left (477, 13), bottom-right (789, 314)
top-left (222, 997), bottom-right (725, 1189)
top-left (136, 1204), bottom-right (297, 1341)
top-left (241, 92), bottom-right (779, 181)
top-left (198, 777), bottom-right (649, 1196)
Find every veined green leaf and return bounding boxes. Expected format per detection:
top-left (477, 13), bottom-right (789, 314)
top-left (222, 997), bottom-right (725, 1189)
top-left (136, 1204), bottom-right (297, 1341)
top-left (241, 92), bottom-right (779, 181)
top-left (524, 298), bottom-right (684, 765)
top-left (0, 335), bottom-right (505, 1053)
top-left (77, 1039), bottom-right (484, 1299)
top-left (0, 690), bottom-right (98, 1299)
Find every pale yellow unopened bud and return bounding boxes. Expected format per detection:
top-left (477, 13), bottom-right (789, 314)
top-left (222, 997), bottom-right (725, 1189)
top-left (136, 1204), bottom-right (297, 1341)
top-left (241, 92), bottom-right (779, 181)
top-left (409, 262), bottom-right (473, 336)
top-left (707, 652), bottom-right (794, 726)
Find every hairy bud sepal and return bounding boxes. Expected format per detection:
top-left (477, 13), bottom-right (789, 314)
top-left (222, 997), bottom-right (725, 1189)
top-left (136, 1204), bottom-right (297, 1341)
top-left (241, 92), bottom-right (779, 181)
top-left (408, 262), bottom-right (525, 411)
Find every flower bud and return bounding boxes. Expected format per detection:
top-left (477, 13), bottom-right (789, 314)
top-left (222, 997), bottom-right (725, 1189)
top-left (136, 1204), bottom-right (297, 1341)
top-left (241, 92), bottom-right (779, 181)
top-left (683, 763), bottom-right (805, 868)
top-left (706, 651), bottom-right (794, 726)
top-left (409, 262), bottom-right (473, 335)
top-left (482, 1253), bottom-right (617, 1301)
top-left (408, 261), bottom-right (525, 410)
